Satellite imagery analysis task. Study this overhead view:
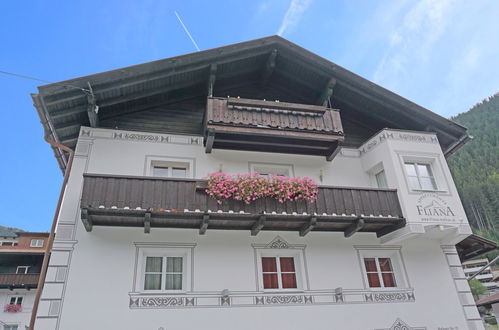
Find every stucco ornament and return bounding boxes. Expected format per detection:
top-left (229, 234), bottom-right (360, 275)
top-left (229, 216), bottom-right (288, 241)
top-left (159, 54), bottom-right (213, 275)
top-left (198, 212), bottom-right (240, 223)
top-left (266, 236), bottom-right (290, 249)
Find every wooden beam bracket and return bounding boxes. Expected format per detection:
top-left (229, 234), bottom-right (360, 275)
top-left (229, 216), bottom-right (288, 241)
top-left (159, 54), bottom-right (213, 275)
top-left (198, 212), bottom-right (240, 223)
top-left (261, 49), bottom-right (277, 86)
top-left (207, 64), bottom-right (217, 97)
top-left (299, 217), bottom-right (317, 237)
top-left (344, 218), bottom-right (364, 238)
top-left (251, 215), bottom-right (266, 236)
top-left (205, 129), bottom-right (215, 153)
top-left (199, 214), bottom-right (210, 235)
top-left (81, 208), bottom-right (93, 232)
top-left (317, 78), bottom-right (337, 106)
top-left (144, 211), bottom-right (151, 234)
top-left (86, 82), bottom-right (99, 127)
top-left (376, 219), bottom-right (406, 238)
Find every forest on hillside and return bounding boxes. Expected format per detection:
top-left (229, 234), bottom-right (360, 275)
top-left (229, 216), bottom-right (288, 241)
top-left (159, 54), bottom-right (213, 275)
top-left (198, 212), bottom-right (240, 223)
top-left (448, 93), bottom-right (499, 244)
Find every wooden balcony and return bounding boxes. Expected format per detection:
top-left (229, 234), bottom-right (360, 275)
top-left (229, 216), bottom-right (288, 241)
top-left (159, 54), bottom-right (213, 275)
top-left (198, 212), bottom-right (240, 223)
top-left (80, 174), bottom-right (405, 237)
top-left (0, 273), bottom-right (39, 289)
top-left (204, 97), bottom-right (344, 160)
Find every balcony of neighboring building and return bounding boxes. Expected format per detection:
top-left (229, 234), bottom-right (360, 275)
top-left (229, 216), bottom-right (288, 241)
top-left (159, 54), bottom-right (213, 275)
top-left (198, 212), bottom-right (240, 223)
top-left (0, 253), bottom-right (43, 289)
top-left (0, 273), bottom-right (39, 289)
top-left (79, 174), bottom-right (404, 237)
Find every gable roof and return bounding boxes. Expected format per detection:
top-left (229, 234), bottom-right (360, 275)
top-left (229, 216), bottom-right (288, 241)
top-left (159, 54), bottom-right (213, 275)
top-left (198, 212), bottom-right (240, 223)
top-left (31, 35), bottom-right (469, 172)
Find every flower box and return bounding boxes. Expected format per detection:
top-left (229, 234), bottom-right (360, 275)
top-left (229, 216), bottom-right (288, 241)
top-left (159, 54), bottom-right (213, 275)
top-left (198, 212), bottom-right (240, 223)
top-left (205, 173), bottom-right (318, 205)
top-left (4, 304), bottom-right (22, 313)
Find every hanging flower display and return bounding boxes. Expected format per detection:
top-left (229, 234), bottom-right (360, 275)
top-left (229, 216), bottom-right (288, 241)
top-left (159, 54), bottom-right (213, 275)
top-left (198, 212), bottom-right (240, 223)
top-left (4, 304), bottom-right (22, 313)
top-left (205, 172), bottom-right (318, 205)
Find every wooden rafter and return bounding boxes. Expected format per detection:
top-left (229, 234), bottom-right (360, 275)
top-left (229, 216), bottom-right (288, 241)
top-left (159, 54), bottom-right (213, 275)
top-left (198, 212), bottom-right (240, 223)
top-left (316, 78), bottom-right (336, 106)
top-left (144, 211), bottom-right (151, 233)
top-left (207, 64), bottom-right (217, 97)
top-left (199, 214), bottom-right (210, 235)
top-left (344, 218), bottom-right (364, 238)
top-left (86, 82), bottom-right (99, 128)
top-left (251, 215), bottom-right (266, 236)
top-left (299, 217), bottom-right (317, 237)
top-left (261, 49), bottom-right (277, 86)
top-left (81, 208), bottom-right (93, 232)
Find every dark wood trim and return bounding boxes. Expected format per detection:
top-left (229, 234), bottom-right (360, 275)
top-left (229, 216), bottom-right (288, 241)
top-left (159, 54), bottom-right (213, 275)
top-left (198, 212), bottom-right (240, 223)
top-left (205, 130), bottom-right (215, 153)
top-left (261, 49), bottom-right (277, 86)
top-left (344, 218), bottom-right (365, 238)
top-left (376, 219), bottom-right (406, 238)
top-left (207, 64), bottom-right (217, 97)
top-left (251, 215), bottom-right (266, 236)
top-left (81, 208), bottom-right (93, 232)
top-left (317, 78), bottom-right (336, 106)
top-left (299, 217), bottom-right (317, 237)
top-left (144, 212), bottom-right (151, 234)
top-left (224, 97), bottom-right (333, 114)
top-left (199, 214), bottom-right (210, 235)
top-left (86, 83), bottom-right (99, 128)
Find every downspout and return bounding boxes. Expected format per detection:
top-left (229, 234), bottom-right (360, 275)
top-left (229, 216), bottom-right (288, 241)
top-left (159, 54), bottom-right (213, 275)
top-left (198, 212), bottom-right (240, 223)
top-left (29, 93), bottom-right (75, 329)
top-left (28, 139), bottom-right (74, 330)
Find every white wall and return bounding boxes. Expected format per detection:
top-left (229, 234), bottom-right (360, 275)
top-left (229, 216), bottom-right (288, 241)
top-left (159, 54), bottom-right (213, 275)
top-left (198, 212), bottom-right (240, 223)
top-left (0, 289), bottom-right (35, 329)
top-left (33, 127), bottom-right (481, 330)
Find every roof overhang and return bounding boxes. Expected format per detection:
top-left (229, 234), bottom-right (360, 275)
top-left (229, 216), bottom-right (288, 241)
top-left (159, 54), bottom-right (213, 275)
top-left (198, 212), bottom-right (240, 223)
top-left (31, 35), bottom-right (469, 172)
top-left (456, 234), bottom-right (497, 261)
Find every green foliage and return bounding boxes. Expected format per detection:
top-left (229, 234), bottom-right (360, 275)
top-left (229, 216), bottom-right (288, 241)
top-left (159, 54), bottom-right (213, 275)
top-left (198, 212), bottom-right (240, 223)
top-left (448, 93), bottom-right (499, 240)
top-left (469, 278), bottom-right (488, 299)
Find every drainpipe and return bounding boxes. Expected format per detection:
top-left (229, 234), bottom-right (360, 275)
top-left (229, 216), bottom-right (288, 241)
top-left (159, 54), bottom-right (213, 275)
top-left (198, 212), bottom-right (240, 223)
top-left (29, 93), bottom-right (75, 329)
top-left (28, 139), bottom-right (74, 330)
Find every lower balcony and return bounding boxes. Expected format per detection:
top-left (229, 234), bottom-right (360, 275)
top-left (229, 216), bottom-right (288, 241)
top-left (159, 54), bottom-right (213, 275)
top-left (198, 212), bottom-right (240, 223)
top-left (0, 273), bottom-right (39, 289)
top-left (80, 174), bottom-right (405, 237)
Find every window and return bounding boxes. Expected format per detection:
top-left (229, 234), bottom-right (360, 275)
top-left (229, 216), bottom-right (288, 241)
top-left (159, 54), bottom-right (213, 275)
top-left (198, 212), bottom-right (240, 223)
top-left (375, 170), bottom-right (388, 188)
top-left (363, 257), bottom-right (397, 288)
top-left (16, 266), bottom-right (29, 274)
top-left (0, 242), bottom-right (17, 247)
top-left (9, 296), bottom-right (23, 306)
top-left (30, 239), bottom-right (44, 247)
top-left (133, 243), bottom-right (195, 293)
top-left (144, 256), bottom-right (183, 291)
top-left (262, 257), bottom-right (297, 289)
top-left (249, 163), bottom-right (293, 177)
top-left (152, 165), bottom-right (187, 178)
top-left (4, 325), bottom-right (18, 330)
top-left (404, 162), bottom-right (437, 190)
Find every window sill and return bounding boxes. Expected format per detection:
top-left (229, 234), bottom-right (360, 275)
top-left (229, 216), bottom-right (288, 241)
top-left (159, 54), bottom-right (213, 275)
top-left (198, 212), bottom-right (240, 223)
top-left (410, 189), bottom-right (447, 193)
top-left (261, 289), bottom-right (304, 293)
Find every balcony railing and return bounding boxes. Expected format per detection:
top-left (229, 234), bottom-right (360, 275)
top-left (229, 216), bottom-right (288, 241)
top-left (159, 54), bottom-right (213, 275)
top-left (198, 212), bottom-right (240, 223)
top-left (0, 273), bottom-right (39, 289)
top-left (80, 174), bottom-right (404, 237)
top-left (204, 97), bottom-right (344, 160)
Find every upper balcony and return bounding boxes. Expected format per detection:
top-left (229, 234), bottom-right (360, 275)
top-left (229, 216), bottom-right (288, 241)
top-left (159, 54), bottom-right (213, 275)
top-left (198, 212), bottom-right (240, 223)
top-left (80, 174), bottom-right (404, 237)
top-left (204, 97), bottom-right (344, 160)
top-left (0, 273), bottom-right (39, 289)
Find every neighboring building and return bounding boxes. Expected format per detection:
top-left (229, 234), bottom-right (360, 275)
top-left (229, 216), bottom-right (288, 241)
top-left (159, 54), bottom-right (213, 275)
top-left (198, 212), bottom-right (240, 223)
top-left (31, 36), bottom-right (483, 329)
top-left (0, 230), bottom-right (48, 330)
top-left (463, 259), bottom-right (498, 291)
top-left (476, 292), bottom-right (499, 324)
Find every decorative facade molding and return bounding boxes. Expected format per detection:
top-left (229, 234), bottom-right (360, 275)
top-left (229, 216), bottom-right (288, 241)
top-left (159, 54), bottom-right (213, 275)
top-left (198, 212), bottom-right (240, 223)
top-left (375, 318), bottom-right (427, 330)
top-left (252, 236), bottom-right (306, 250)
top-left (359, 129), bottom-right (439, 155)
top-left (128, 288), bottom-right (414, 309)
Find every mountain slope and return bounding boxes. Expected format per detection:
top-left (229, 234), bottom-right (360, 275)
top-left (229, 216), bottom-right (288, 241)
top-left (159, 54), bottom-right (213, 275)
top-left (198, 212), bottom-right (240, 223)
top-left (448, 93), bottom-right (499, 242)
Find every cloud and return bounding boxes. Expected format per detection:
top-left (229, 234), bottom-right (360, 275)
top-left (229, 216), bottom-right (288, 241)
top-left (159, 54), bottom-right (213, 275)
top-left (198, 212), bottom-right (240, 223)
top-left (277, 0), bottom-right (312, 36)
top-left (373, 0), bottom-right (455, 88)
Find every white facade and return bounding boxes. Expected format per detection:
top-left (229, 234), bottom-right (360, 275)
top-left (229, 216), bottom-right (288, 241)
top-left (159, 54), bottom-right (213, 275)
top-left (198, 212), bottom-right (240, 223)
top-left (33, 126), bottom-right (481, 330)
top-left (1, 290), bottom-right (35, 329)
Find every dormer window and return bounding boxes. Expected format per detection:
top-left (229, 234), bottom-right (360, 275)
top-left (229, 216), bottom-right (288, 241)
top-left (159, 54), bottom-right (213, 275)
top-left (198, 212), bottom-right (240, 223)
top-left (30, 239), bottom-right (44, 248)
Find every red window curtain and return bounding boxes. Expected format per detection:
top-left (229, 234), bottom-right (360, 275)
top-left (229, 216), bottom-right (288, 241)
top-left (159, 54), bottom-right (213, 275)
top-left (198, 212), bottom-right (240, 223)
top-left (364, 258), bottom-right (381, 288)
top-left (262, 257), bottom-right (278, 289)
top-left (280, 257), bottom-right (297, 289)
top-left (379, 258), bottom-right (396, 287)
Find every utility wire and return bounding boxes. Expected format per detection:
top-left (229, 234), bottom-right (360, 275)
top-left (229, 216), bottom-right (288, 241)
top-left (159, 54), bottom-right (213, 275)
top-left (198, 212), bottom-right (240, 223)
top-left (0, 70), bottom-right (90, 93)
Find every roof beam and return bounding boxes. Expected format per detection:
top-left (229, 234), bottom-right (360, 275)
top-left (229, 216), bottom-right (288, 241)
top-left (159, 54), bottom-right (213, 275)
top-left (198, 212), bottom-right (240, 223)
top-left (317, 78), bottom-right (336, 106)
top-left (251, 215), bottom-right (266, 236)
top-left (376, 219), bottom-right (406, 238)
top-left (207, 64), bottom-right (217, 97)
top-left (344, 218), bottom-right (364, 238)
top-left (205, 130), bottom-right (215, 153)
top-left (261, 49), bottom-right (277, 86)
top-left (81, 208), bottom-right (93, 232)
top-left (199, 214), bottom-right (210, 235)
top-left (144, 211), bottom-right (151, 234)
top-left (299, 217), bottom-right (317, 237)
top-left (326, 141), bottom-right (341, 162)
top-left (86, 83), bottom-right (99, 127)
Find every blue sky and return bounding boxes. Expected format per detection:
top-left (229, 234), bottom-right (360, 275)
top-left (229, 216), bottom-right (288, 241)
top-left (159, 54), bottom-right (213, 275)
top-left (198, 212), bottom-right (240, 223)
top-left (0, 0), bottom-right (498, 231)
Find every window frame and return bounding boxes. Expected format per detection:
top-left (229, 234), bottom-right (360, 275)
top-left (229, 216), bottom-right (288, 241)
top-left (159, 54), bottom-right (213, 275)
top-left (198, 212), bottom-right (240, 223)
top-left (16, 266), bottom-right (29, 274)
top-left (375, 169), bottom-right (388, 189)
top-left (248, 162), bottom-right (294, 178)
top-left (404, 162), bottom-right (437, 191)
top-left (133, 243), bottom-right (195, 294)
top-left (4, 325), bottom-right (19, 330)
top-left (144, 156), bottom-right (195, 179)
top-left (30, 239), bottom-right (44, 248)
top-left (355, 246), bottom-right (410, 291)
top-left (363, 257), bottom-right (397, 288)
top-left (9, 296), bottom-right (23, 306)
top-left (254, 248), bottom-right (307, 292)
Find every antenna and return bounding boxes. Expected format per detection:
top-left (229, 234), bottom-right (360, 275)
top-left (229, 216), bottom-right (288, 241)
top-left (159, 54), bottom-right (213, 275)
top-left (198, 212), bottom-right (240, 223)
top-left (174, 11), bottom-right (200, 51)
